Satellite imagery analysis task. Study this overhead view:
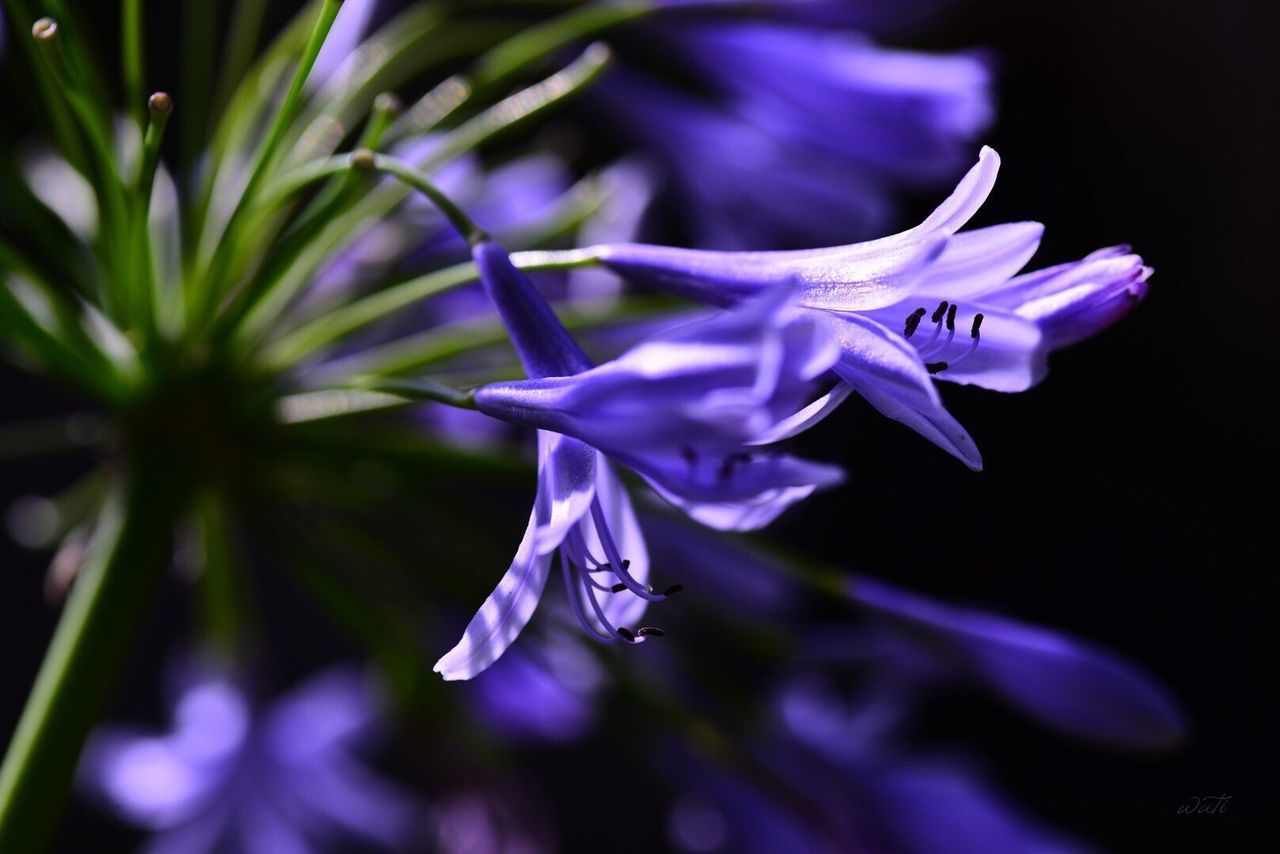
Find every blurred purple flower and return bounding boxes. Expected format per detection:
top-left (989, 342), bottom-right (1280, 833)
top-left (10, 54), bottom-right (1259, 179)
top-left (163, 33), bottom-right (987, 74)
top-left (433, 243), bottom-right (841, 680)
top-left (590, 147), bottom-right (1151, 469)
top-left (847, 577), bottom-right (1187, 749)
top-left (463, 629), bottom-right (605, 742)
top-left (655, 0), bottom-right (959, 35)
top-left (590, 70), bottom-right (893, 249)
top-left (662, 24), bottom-right (992, 183)
top-left (590, 4), bottom-right (991, 249)
top-left (79, 665), bottom-right (419, 854)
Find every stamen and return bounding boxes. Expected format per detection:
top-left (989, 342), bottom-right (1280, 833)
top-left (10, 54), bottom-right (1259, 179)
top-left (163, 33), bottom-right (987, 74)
top-left (611, 582), bottom-right (628, 593)
top-left (926, 361), bottom-right (948, 374)
top-left (617, 627), bottom-right (636, 642)
top-left (561, 552), bottom-right (618, 644)
top-left (945, 304), bottom-right (957, 331)
top-left (590, 502), bottom-right (665, 601)
top-left (904, 307), bottom-right (927, 338)
top-left (662, 584), bottom-right (685, 596)
top-left (636, 627), bottom-right (665, 638)
top-left (681, 446), bottom-right (698, 470)
top-left (948, 313), bottom-right (985, 369)
top-left (917, 301), bottom-right (949, 352)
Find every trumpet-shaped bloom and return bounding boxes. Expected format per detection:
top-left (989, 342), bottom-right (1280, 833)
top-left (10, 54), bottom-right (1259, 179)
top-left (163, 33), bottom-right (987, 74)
top-left (79, 665), bottom-right (419, 854)
top-left (590, 147), bottom-right (1151, 469)
top-left (846, 578), bottom-right (1187, 748)
top-left (433, 242), bottom-right (841, 680)
top-left (661, 24), bottom-right (992, 182)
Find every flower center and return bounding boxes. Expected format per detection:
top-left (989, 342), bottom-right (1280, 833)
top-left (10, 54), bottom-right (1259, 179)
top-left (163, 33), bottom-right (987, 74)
top-left (903, 300), bottom-right (984, 375)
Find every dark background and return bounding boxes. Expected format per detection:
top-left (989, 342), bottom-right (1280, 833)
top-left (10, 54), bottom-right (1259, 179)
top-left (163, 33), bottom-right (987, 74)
top-left (2, 0), bottom-right (1278, 851)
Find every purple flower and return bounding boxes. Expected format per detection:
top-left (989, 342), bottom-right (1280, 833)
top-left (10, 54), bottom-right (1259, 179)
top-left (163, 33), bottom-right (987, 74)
top-left (590, 147), bottom-right (1152, 469)
top-left (79, 665), bottom-right (419, 853)
top-left (433, 243), bottom-right (841, 680)
top-left (590, 70), bottom-right (893, 249)
top-left (847, 577), bottom-right (1187, 749)
top-left (463, 629), bottom-right (605, 742)
top-left (660, 24), bottom-right (992, 183)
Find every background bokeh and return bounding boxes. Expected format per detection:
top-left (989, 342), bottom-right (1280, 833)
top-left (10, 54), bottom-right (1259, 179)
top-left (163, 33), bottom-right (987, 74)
top-left (2, 0), bottom-right (1277, 850)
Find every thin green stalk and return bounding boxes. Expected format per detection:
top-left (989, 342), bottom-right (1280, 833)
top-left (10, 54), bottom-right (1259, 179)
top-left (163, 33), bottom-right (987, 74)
top-left (180, 0), bottom-right (217, 181)
top-left (122, 0), bottom-right (145, 126)
top-left (0, 452), bottom-right (193, 851)
top-left (372, 153), bottom-right (489, 245)
top-left (193, 0), bottom-right (345, 325)
top-left (214, 0), bottom-right (270, 119)
top-left (131, 93), bottom-right (173, 338)
top-left (259, 250), bottom-right (599, 371)
top-left (231, 45), bottom-right (613, 349)
top-left (470, 0), bottom-right (650, 91)
top-left (31, 18), bottom-right (132, 318)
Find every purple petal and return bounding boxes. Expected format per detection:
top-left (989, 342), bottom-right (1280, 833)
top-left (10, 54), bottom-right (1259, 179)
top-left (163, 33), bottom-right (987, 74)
top-left (433, 511), bottom-right (555, 681)
top-left (474, 241), bottom-right (593, 378)
top-left (264, 668), bottom-right (377, 764)
top-left (918, 222), bottom-right (1045, 300)
top-left (593, 148), bottom-right (1000, 312)
top-left (532, 431), bottom-right (597, 554)
top-left (850, 578), bottom-right (1187, 749)
top-left (824, 311), bottom-right (983, 469)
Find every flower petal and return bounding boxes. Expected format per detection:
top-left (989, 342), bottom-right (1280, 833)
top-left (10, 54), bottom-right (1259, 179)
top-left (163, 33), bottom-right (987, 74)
top-left (823, 312), bottom-right (983, 469)
top-left (433, 512), bottom-right (555, 681)
top-left (532, 431), bottom-right (597, 554)
top-left (916, 222), bottom-right (1044, 300)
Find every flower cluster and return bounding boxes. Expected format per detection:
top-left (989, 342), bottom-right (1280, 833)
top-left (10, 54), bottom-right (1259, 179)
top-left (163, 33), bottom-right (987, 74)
top-left (0, 1), bottom-right (1173, 852)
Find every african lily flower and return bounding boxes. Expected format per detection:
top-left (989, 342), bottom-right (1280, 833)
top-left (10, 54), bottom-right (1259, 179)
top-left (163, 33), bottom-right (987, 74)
top-left (584, 147), bottom-right (1151, 469)
top-left (79, 664), bottom-right (419, 854)
top-left (433, 241), bottom-right (841, 680)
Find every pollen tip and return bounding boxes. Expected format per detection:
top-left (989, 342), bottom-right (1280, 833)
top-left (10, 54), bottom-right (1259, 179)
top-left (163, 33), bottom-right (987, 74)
top-left (637, 627), bottom-right (665, 638)
top-left (926, 361), bottom-right (948, 374)
top-left (662, 584), bottom-right (685, 597)
top-left (374, 92), bottom-right (403, 115)
top-left (945, 303), bottom-right (958, 331)
top-left (610, 582), bottom-right (628, 593)
top-left (970, 313), bottom-right (984, 338)
top-left (617, 627), bottom-right (636, 642)
top-left (32, 18), bottom-right (58, 41)
top-left (931, 301), bottom-right (949, 323)
top-left (148, 92), bottom-right (173, 115)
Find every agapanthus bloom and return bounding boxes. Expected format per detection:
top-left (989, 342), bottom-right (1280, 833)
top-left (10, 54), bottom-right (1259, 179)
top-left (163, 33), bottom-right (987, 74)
top-left (590, 4), bottom-right (991, 249)
top-left (587, 147), bottom-right (1151, 469)
top-left (433, 242), bottom-right (841, 680)
top-left (79, 665), bottom-right (419, 853)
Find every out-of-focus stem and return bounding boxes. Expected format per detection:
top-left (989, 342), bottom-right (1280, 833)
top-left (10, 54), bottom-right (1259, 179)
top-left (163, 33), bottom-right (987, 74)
top-left (122, 0), bottom-right (145, 126)
top-left (0, 451), bottom-right (193, 853)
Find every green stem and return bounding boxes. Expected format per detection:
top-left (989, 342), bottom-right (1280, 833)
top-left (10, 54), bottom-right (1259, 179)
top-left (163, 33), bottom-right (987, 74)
top-left (372, 154), bottom-right (489, 245)
top-left (259, 249), bottom-right (600, 370)
top-left (193, 0), bottom-right (344, 325)
top-left (0, 452), bottom-right (192, 852)
top-left (122, 0), bottom-right (145, 126)
top-left (214, 0), bottom-right (269, 119)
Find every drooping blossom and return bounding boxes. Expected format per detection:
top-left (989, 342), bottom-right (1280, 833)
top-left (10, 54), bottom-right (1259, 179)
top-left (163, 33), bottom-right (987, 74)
top-left (657, 23), bottom-right (992, 183)
top-left (587, 147), bottom-right (1151, 469)
top-left (433, 242), bottom-right (841, 680)
top-left (588, 4), bottom-right (991, 249)
top-left (845, 577), bottom-right (1187, 748)
top-left (79, 664), bottom-right (419, 854)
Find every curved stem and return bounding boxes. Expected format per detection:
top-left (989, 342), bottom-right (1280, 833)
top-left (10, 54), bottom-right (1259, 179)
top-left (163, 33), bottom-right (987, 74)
top-left (0, 451), bottom-right (192, 852)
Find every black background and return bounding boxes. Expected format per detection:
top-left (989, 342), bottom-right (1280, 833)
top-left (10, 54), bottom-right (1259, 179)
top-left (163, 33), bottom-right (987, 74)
top-left (2, 0), bottom-right (1277, 851)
